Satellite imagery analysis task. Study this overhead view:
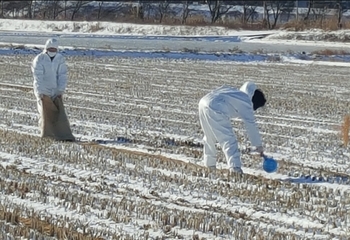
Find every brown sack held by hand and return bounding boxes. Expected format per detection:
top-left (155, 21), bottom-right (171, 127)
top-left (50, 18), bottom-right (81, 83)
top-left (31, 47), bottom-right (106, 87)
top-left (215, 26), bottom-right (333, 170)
top-left (41, 95), bottom-right (75, 142)
top-left (40, 95), bottom-right (59, 139)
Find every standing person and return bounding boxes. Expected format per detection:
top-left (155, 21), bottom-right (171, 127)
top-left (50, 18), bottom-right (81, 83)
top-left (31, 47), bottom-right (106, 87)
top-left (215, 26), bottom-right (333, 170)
top-left (31, 38), bottom-right (75, 142)
top-left (198, 81), bottom-right (266, 174)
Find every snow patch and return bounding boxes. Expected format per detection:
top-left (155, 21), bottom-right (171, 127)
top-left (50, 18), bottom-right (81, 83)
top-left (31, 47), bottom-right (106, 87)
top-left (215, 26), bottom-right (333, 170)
top-left (1, 42), bottom-right (350, 66)
top-left (0, 19), bottom-right (275, 37)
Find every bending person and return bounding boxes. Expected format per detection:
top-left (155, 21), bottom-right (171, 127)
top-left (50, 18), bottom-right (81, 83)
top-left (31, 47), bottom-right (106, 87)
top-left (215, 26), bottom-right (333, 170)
top-left (198, 81), bottom-right (266, 174)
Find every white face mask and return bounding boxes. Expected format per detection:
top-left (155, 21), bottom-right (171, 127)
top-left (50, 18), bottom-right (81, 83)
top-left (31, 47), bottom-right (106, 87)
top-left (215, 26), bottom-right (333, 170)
top-left (47, 51), bottom-right (57, 57)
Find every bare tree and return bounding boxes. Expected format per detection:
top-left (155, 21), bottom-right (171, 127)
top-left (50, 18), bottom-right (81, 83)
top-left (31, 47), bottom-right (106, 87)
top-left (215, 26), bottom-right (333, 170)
top-left (311, 6), bottom-right (330, 28)
top-left (70, 0), bottom-right (91, 21)
top-left (130, 2), bottom-right (148, 21)
top-left (207, 0), bottom-right (233, 23)
top-left (97, 1), bottom-right (104, 20)
top-left (264, 1), bottom-right (294, 29)
top-left (0, 0), bottom-right (10, 18)
top-left (64, 0), bottom-right (68, 19)
top-left (280, 1), bottom-right (295, 22)
top-left (22, 0), bottom-right (35, 19)
top-left (235, 0), bottom-right (259, 24)
top-left (38, 0), bottom-right (62, 20)
top-left (181, 1), bottom-right (192, 24)
top-left (156, 2), bottom-right (170, 23)
top-left (303, 0), bottom-right (313, 20)
top-left (3, 1), bottom-right (30, 18)
top-left (52, 0), bottom-right (62, 20)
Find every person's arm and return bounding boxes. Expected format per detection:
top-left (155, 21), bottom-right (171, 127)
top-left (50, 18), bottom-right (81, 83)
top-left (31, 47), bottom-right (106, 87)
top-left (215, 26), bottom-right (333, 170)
top-left (56, 56), bottom-right (68, 97)
top-left (32, 55), bottom-right (44, 99)
top-left (237, 102), bottom-right (263, 152)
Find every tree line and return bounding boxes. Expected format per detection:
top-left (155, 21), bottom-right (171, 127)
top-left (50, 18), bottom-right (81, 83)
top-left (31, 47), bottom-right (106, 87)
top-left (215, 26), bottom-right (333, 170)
top-left (0, 1), bottom-right (349, 29)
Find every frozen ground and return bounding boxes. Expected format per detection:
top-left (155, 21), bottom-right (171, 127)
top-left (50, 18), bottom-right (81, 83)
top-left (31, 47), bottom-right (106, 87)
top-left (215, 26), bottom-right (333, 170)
top-left (0, 55), bottom-right (350, 239)
top-left (0, 20), bottom-right (350, 239)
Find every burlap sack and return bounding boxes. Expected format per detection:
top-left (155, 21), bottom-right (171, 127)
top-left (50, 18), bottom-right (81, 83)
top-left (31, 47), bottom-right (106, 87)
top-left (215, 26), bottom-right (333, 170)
top-left (40, 95), bottom-right (75, 141)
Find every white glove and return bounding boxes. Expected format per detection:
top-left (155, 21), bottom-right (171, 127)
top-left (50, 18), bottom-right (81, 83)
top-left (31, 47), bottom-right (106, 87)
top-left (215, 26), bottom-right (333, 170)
top-left (53, 92), bottom-right (63, 99)
top-left (255, 146), bottom-right (264, 156)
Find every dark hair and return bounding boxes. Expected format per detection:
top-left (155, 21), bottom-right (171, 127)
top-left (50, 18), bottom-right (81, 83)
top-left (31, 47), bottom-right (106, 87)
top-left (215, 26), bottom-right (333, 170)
top-left (252, 89), bottom-right (266, 110)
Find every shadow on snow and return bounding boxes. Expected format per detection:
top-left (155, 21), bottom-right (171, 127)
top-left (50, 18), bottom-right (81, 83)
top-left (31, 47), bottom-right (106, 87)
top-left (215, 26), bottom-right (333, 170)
top-left (282, 175), bottom-right (350, 185)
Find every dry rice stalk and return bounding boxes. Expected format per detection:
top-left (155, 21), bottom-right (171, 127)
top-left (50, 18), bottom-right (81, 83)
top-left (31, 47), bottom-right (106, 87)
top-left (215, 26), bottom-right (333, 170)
top-left (341, 115), bottom-right (350, 147)
top-left (0, 209), bottom-right (104, 240)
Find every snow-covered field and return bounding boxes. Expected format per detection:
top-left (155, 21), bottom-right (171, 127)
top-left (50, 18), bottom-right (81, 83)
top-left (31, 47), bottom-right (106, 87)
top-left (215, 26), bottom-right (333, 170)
top-left (1, 19), bottom-right (350, 239)
top-left (1, 54), bottom-right (350, 239)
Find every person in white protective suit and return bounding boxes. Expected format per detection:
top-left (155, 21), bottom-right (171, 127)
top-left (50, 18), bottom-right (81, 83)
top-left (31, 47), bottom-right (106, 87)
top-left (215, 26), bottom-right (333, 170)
top-left (31, 38), bottom-right (75, 141)
top-left (198, 81), bottom-right (266, 174)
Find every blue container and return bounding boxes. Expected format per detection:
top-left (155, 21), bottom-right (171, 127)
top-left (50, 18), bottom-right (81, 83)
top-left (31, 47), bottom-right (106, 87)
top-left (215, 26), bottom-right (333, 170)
top-left (263, 156), bottom-right (278, 173)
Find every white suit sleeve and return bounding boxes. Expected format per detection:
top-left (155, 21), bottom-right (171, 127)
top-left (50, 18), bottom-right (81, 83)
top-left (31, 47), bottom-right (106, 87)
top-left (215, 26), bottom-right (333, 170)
top-left (32, 56), bottom-right (44, 99)
top-left (238, 103), bottom-right (263, 147)
top-left (57, 57), bottom-right (68, 94)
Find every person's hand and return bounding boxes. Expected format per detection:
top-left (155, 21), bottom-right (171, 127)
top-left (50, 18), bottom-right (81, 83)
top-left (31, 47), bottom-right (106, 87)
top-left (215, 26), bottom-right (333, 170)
top-left (56, 91), bottom-right (63, 99)
top-left (256, 146), bottom-right (264, 157)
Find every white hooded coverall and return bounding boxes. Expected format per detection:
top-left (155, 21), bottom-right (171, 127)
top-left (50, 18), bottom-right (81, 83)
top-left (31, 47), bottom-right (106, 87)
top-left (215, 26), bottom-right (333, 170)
top-left (31, 39), bottom-right (67, 100)
top-left (31, 38), bottom-right (68, 119)
top-left (198, 82), bottom-right (262, 169)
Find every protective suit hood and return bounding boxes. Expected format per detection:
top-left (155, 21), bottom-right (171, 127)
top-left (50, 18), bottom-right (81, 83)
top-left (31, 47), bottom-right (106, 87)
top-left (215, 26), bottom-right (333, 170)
top-left (45, 38), bottom-right (59, 50)
top-left (239, 81), bottom-right (257, 100)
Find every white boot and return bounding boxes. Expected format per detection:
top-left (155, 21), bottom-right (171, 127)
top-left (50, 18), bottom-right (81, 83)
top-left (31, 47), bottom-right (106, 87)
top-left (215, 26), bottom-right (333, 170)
top-left (208, 166), bottom-right (216, 171)
top-left (230, 167), bottom-right (243, 174)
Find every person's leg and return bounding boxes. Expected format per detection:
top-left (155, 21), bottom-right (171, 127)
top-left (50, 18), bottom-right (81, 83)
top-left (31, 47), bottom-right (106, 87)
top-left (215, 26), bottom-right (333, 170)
top-left (206, 110), bottom-right (241, 171)
top-left (36, 99), bottom-right (44, 133)
top-left (199, 105), bottom-right (217, 168)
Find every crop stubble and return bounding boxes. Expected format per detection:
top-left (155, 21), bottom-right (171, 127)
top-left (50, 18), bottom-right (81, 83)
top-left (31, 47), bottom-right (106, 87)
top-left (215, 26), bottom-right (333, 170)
top-left (0, 55), bottom-right (349, 239)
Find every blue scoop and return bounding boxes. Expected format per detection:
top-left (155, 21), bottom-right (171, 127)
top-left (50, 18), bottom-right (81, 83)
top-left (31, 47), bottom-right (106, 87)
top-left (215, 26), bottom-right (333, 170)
top-left (262, 155), bottom-right (278, 173)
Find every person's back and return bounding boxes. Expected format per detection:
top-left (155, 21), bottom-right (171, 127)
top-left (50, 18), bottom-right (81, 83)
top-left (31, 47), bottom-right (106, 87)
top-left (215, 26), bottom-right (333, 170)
top-left (199, 85), bottom-right (253, 119)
